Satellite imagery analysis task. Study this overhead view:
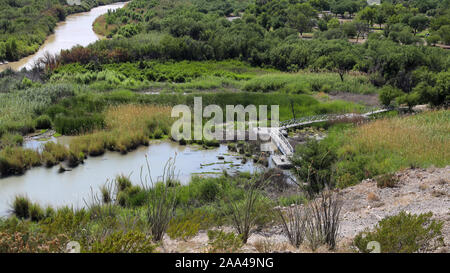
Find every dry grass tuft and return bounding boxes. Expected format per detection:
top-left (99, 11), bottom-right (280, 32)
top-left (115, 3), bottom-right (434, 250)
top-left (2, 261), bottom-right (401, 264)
top-left (367, 192), bottom-right (380, 202)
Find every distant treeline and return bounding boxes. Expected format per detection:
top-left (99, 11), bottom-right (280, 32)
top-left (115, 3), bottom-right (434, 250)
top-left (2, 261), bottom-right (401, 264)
top-left (48, 0), bottom-right (449, 106)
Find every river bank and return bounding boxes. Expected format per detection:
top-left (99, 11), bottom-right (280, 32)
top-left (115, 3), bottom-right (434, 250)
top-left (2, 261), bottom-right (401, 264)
top-left (0, 2), bottom-right (127, 72)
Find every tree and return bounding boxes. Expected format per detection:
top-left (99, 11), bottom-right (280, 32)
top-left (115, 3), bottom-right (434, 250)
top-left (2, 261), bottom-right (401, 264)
top-left (342, 22), bottom-right (357, 38)
top-left (358, 6), bottom-right (377, 26)
top-left (415, 71), bottom-right (450, 107)
top-left (327, 18), bottom-right (340, 29)
top-left (397, 92), bottom-right (420, 110)
top-left (426, 34), bottom-right (440, 46)
top-left (437, 25), bottom-right (450, 45)
top-left (331, 50), bottom-right (357, 81)
top-left (5, 38), bottom-right (17, 61)
top-left (408, 15), bottom-right (429, 35)
top-left (287, 4), bottom-right (317, 37)
top-left (374, 10), bottom-right (386, 29)
top-left (354, 20), bottom-right (370, 42)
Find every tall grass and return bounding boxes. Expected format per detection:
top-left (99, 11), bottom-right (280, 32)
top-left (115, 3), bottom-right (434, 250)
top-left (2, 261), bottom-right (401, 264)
top-left (69, 104), bottom-right (173, 155)
top-left (329, 110), bottom-right (450, 187)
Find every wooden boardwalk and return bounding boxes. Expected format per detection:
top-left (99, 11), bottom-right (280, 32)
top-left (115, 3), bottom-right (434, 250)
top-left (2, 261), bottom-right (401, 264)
top-left (267, 108), bottom-right (392, 167)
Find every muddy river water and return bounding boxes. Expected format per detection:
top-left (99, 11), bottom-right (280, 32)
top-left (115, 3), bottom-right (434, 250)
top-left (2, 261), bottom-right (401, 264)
top-left (0, 140), bottom-right (259, 216)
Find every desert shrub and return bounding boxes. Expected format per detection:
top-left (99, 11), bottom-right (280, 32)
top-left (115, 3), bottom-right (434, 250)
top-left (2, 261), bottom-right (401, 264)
top-left (376, 173), bottom-right (398, 188)
top-left (0, 231), bottom-right (68, 253)
top-left (89, 230), bottom-right (156, 253)
top-left (277, 205), bottom-right (306, 248)
top-left (167, 209), bottom-right (214, 241)
top-left (145, 158), bottom-right (177, 242)
top-left (35, 115), bottom-right (52, 129)
top-left (353, 211), bottom-right (444, 253)
top-left (304, 191), bottom-right (342, 250)
top-left (227, 173), bottom-right (270, 243)
top-left (207, 230), bottom-right (243, 253)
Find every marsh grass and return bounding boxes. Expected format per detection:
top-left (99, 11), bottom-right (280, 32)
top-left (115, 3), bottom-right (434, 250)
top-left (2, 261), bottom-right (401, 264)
top-left (68, 104), bottom-right (172, 155)
top-left (0, 147), bottom-right (41, 176)
top-left (11, 195), bottom-right (31, 219)
top-left (330, 110), bottom-right (450, 187)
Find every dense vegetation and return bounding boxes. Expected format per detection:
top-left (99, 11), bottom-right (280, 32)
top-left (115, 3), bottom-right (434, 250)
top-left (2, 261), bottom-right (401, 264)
top-left (35, 0), bottom-right (446, 108)
top-left (0, 0), bottom-right (124, 62)
top-left (0, 0), bottom-right (449, 253)
top-left (293, 110), bottom-right (449, 190)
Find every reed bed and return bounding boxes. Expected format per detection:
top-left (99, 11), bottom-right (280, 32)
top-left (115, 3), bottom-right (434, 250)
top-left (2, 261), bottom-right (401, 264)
top-left (69, 104), bottom-right (173, 155)
top-left (0, 105), bottom-right (173, 176)
top-left (333, 110), bottom-right (450, 187)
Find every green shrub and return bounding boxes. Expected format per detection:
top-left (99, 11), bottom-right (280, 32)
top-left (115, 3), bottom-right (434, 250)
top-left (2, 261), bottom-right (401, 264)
top-left (153, 128), bottom-right (164, 139)
top-left (167, 210), bottom-right (214, 241)
top-left (376, 173), bottom-right (398, 188)
top-left (291, 140), bottom-right (337, 195)
top-left (35, 115), bottom-right (52, 130)
top-left (379, 86), bottom-right (404, 107)
top-left (0, 133), bottom-right (23, 148)
top-left (353, 211), bottom-right (444, 253)
top-left (278, 194), bottom-right (306, 206)
top-left (89, 230), bottom-right (157, 253)
top-left (207, 230), bottom-right (243, 253)
top-left (126, 186), bottom-right (148, 207)
top-left (54, 114), bottom-right (104, 135)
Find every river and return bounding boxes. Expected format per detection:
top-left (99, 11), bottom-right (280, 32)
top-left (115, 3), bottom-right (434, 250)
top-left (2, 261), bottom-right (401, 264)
top-left (0, 2), bottom-right (127, 72)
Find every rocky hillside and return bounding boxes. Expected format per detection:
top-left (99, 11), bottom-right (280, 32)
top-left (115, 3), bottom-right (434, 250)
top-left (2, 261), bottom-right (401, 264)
top-left (159, 166), bottom-right (450, 253)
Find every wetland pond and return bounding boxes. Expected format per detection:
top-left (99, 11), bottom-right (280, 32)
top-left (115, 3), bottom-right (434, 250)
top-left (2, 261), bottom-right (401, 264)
top-left (0, 140), bottom-right (261, 217)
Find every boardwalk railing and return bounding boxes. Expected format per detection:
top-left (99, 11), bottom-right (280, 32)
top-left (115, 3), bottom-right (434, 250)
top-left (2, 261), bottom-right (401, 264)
top-left (279, 108), bottom-right (392, 130)
top-left (272, 108), bottom-right (393, 157)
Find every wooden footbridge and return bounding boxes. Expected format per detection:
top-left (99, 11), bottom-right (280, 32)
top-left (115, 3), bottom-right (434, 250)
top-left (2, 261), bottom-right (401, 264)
top-left (264, 108), bottom-right (392, 168)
